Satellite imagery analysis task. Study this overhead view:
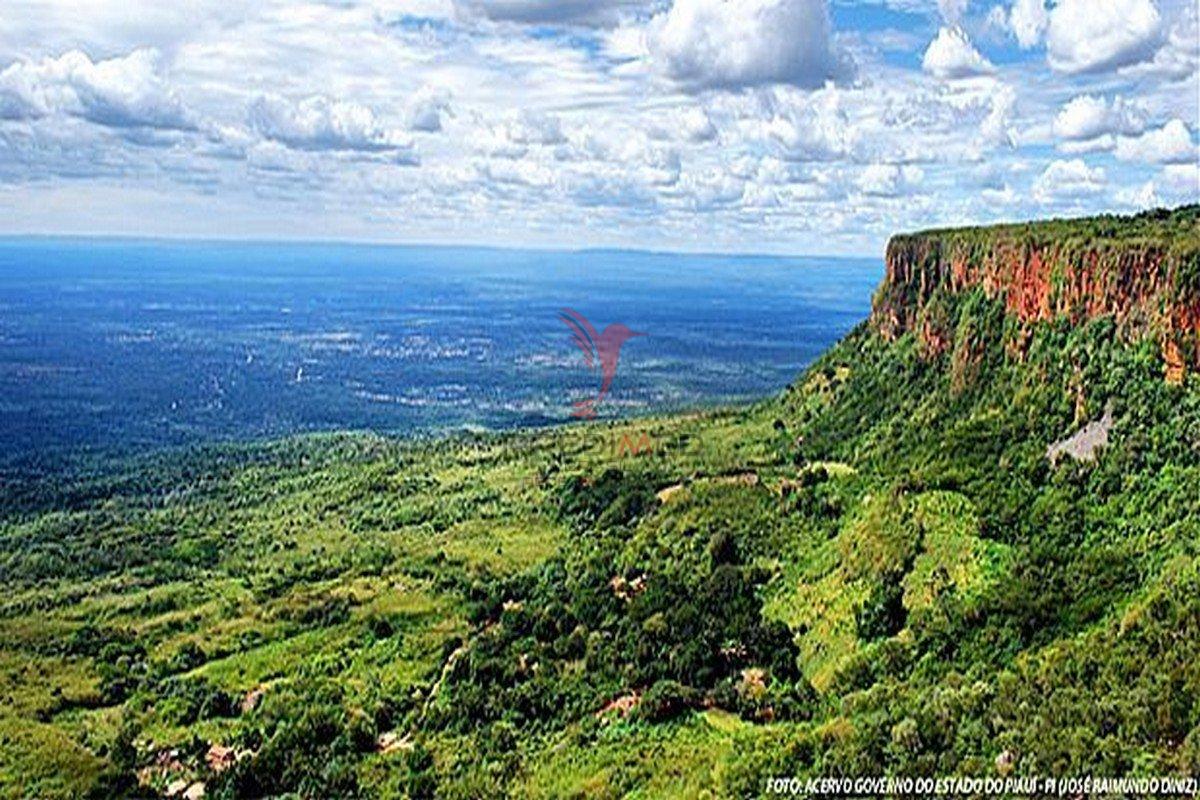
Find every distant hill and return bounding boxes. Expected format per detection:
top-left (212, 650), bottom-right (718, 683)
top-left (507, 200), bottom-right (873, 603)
top-left (1, 207), bottom-right (1197, 798)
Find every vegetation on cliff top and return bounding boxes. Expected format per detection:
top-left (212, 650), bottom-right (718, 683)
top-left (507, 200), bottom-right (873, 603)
top-left (1, 208), bottom-right (1198, 798)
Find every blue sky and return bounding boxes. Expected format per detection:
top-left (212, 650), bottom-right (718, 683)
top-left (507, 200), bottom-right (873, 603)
top-left (0, 0), bottom-right (1196, 255)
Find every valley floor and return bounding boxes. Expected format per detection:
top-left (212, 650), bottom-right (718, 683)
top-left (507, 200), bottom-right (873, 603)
top-left (2, 284), bottom-right (1199, 798)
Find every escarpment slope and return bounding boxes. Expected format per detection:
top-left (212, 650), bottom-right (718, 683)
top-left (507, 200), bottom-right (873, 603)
top-left (873, 206), bottom-right (1200, 382)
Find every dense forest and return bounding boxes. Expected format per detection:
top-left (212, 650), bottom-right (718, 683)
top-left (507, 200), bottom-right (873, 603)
top-left (1, 206), bottom-right (1198, 798)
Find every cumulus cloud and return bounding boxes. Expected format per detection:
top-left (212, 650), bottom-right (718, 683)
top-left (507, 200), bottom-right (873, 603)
top-left (504, 111), bottom-right (567, 145)
top-left (922, 27), bottom-right (995, 79)
top-left (640, 143), bottom-right (683, 185)
top-left (1052, 95), bottom-right (1145, 143)
top-left (249, 95), bottom-right (418, 163)
top-left (730, 154), bottom-right (807, 185)
top-left (749, 88), bottom-right (858, 162)
top-left (668, 168), bottom-right (746, 210)
top-left (568, 172), bottom-right (658, 209)
top-left (0, 49), bottom-right (194, 131)
top-left (1046, 0), bottom-right (1164, 74)
top-left (980, 84), bottom-right (1017, 147)
top-left (1114, 119), bottom-right (1196, 164)
top-left (475, 158), bottom-right (555, 188)
top-left (406, 87), bottom-right (452, 133)
top-left (677, 107), bottom-right (717, 143)
top-left (1033, 158), bottom-right (1105, 201)
top-left (857, 163), bottom-right (923, 197)
top-left (1121, 163), bottom-right (1200, 208)
top-left (1123, 4), bottom-right (1200, 80)
top-left (1006, 0), bottom-right (1047, 49)
top-left (553, 126), bottom-right (681, 187)
top-left (472, 110), bottom-right (566, 158)
top-left (646, 0), bottom-right (854, 91)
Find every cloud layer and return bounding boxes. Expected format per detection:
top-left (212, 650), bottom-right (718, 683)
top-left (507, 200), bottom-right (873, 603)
top-left (0, 0), bottom-right (1195, 253)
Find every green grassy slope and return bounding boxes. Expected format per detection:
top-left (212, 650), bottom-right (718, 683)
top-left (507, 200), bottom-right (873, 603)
top-left (1, 208), bottom-right (1198, 798)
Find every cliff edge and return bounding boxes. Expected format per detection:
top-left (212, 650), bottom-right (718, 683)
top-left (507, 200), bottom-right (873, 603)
top-left (873, 206), bottom-right (1200, 383)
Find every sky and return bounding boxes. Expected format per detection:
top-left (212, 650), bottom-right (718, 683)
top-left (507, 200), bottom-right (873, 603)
top-left (0, 0), bottom-right (1197, 255)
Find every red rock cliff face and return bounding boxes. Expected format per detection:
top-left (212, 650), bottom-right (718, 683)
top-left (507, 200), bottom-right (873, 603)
top-left (872, 209), bottom-right (1200, 383)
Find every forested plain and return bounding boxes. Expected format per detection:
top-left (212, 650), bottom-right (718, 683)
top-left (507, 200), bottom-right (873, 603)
top-left (1, 208), bottom-right (1198, 798)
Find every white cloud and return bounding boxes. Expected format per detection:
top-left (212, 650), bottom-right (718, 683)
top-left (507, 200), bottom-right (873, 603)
top-left (0, 48), bottom-right (193, 131)
top-left (472, 129), bottom-right (529, 159)
top-left (1159, 163), bottom-right (1199, 198)
top-left (857, 162), bottom-right (923, 196)
top-left (980, 83), bottom-right (1016, 147)
top-left (475, 158), bottom-right (555, 188)
top-left (501, 110), bottom-right (566, 145)
top-left (406, 87), bottom-right (452, 133)
top-left (603, 23), bottom-right (651, 61)
top-left (1007, 0), bottom-right (1047, 49)
top-left (246, 140), bottom-right (317, 175)
top-left (1114, 118), bottom-right (1195, 164)
top-left (568, 172), bottom-right (658, 209)
top-left (470, 109), bottom-right (568, 163)
top-left (937, 0), bottom-right (969, 25)
top-left (733, 155), bottom-right (808, 185)
top-left (640, 143), bottom-right (682, 185)
top-left (670, 167), bottom-right (745, 209)
top-left (0, 0), bottom-right (1193, 253)
top-left (452, 0), bottom-right (652, 27)
top-left (1058, 136), bottom-right (1115, 155)
top-left (1124, 164), bottom-right (1200, 208)
top-left (982, 184), bottom-right (1018, 205)
top-left (1115, 179), bottom-right (1158, 209)
top-left (1033, 158), bottom-right (1105, 201)
top-left (197, 124), bottom-right (256, 161)
top-left (1052, 95), bottom-right (1145, 142)
top-left (1123, 4), bottom-right (1200, 80)
top-left (0, 0), bottom-right (248, 62)
top-left (646, 0), bottom-right (853, 91)
top-left (974, 162), bottom-right (1019, 205)
top-left (756, 89), bottom-right (858, 161)
top-left (472, 109), bottom-right (566, 158)
top-left (677, 106), bottom-right (717, 143)
top-left (984, 5), bottom-right (1009, 36)
top-left (922, 27), bottom-right (995, 79)
top-left (1046, 0), bottom-right (1163, 74)
top-left (249, 94), bottom-right (419, 163)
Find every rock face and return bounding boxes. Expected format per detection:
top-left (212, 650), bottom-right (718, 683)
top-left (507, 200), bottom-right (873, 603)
top-left (873, 206), bottom-right (1200, 383)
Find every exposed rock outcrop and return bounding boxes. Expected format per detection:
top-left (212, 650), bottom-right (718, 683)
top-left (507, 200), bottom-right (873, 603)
top-left (1047, 402), bottom-right (1115, 465)
top-left (873, 207), bottom-right (1200, 383)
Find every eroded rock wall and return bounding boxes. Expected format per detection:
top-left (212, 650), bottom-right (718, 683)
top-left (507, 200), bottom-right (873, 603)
top-left (873, 207), bottom-right (1200, 383)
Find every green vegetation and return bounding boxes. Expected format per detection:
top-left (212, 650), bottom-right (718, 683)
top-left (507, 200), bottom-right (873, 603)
top-left (2, 208), bottom-right (1199, 798)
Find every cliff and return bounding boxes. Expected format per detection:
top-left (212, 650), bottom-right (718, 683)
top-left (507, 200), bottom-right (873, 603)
top-left (873, 206), bottom-right (1200, 383)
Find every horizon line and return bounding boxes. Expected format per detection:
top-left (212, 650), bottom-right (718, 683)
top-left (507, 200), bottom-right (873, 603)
top-left (0, 231), bottom-right (880, 262)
